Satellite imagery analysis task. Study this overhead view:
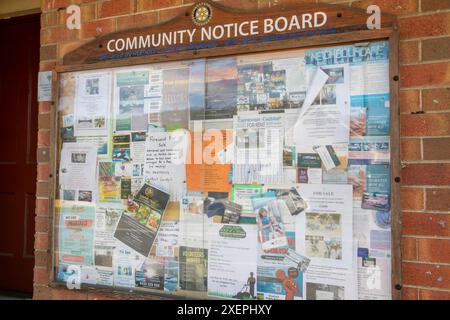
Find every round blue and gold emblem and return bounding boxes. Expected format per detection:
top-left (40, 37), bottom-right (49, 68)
top-left (192, 2), bottom-right (212, 26)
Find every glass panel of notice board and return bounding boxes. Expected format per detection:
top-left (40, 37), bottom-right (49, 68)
top-left (54, 41), bottom-right (392, 300)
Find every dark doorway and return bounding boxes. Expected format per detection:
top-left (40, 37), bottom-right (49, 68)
top-left (0, 14), bottom-right (40, 293)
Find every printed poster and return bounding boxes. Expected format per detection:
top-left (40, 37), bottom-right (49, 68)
top-left (74, 72), bottom-right (111, 137)
top-left (179, 246), bottom-right (208, 292)
top-left (294, 184), bottom-right (358, 300)
top-left (59, 143), bottom-right (98, 203)
top-left (115, 69), bottom-right (149, 131)
top-left (58, 201), bottom-right (95, 268)
top-left (114, 184), bottom-right (170, 257)
top-left (186, 130), bottom-right (233, 193)
top-left (252, 191), bottom-right (288, 251)
top-left (208, 224), bottom-right (258, 299)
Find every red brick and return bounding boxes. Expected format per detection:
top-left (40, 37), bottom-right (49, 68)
top-left (421, 0), bottom-right (450, 11)
top-left (33, 285), bottom-right (52, 300)
top-left (137, 0), bottom-right (182, 11)
top-left (38, 130), bottom-right (51, 147)
top-left (39, 102), bottom-right (52, 113)
top-left (403, 262), bottom-right (450, 289)
top-left (36, 198), bottom-right (49, 216)
top-left (87, 293), bottom-right (117, 300)
top-left (98, 0), bottom-right (133, 18)
top-left (419, 289), bottom-right (450, 300)
top-left (351, 0), bottom-right (418, 15)
top-left (401, 113), bottom-right (450, 137)
top-left (402, 237), bottom-right (417, 260)
top-left (418, 238), bottom-right (450, 264)
top-left (158, 6), bottom-right (189, 24)
top-left (35, 216), bottom-right (49, 233)
top-left (402, 286), bottom-right (419, 300)
top-left (59, 39), bottom-right (91, 59)
top-left (50, 289), bottom-right (88, 300)
top-left (400, 90), bottom-right (420, 113)
top-left (37, 148), bottom-right (51, 163)
top-left (41, 27), bottom-right (79, 45)
top-left (116, 12), bottom-right (158, 31)
top-left (80, 18), bottom-right (115, 39)
top-left (38, 113), bottom-right (51, 130)
top-left (401, 139), bottom-right (421, 161)
top-left (39, 61), bottom-right (56, 72)
top-left (401, 187), bottom-right (424, 210)
top-left (81, 3), bottom-right (97, 22)
top-left (34, 233), bottom-right (49, 250)
top-left (423, 88), bottom-right (450, 112)
top-left (37, 164), bottom-right (50, 181)
top-left (399, 12), bottom-right (450, 39)
top-left (400, 40), bottom-right (420, 65)
top-left (42, 0), bottom-right (73, 10)
top-left (422, 37), bottom-right (450, 62)
top-left (402, 212), bottom-right (450, 237)
top-left (35, 250), bottom-right (50, 268)
top-left (402, 164), bottom-right (450, 185)
top-left (426, 188), bottom-right (450, 211)
top-left (423, 138), bottom-right (450, 161)
top-left (36, 181), bottom-right (50, 198)
top-left (34, 267), bottom-right (50, 285)
top-left (41, 11), bottom-right (60, 28)
top-left (400, 63), bottom-right (450, 87)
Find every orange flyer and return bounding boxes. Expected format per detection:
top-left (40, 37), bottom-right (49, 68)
top-left (186, 130), bottom-right (233, 193)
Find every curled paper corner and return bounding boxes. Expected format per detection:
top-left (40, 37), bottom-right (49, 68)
top-left (293, 67), bottom-right (330, 148)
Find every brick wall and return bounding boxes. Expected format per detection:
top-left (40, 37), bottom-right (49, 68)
top-left (35, 0), bottom-right (450, 300)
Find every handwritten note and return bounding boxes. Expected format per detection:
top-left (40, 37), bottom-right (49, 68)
top-left (144, 131), bottom-right (187, 200)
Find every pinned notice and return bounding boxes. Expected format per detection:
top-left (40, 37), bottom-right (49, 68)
top-left (38, 71), bottom-right (52, 102)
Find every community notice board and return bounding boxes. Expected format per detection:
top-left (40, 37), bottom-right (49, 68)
top-left (54, 41), bottom-right (393, 300)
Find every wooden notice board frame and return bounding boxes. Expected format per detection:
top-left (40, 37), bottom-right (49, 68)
top-left (48, 1), bottom-right (402, 300)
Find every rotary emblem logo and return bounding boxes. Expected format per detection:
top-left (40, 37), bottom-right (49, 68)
top-left (192, 2), bottom-right (212, 26)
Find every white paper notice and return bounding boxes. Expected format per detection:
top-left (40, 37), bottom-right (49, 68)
top-left (144, 131), bottom-right (187, 201)
top-left (295, 184), bottom-right (357, 300)
top-left (74, 72), bottom-right (111, 137)
top-left (350, 63), bottom-right (390, 96)
top-left (300, 67), bottom-right (329, 117)
top-left (155, 221), bottom-right (179, 257)
top-left (59, 143), bottom-right (98, 202)
top-left (112, 244), bottom-right (144, 288)
top-left (208, 224), bottom-right (258, 299)
top-left (233, 112), bottom-right (284, 185)
top-left (357, 256), bottom-right (391, 300)
top-left (179, 194), bottom-right (214, 249)
top-left (294, 65), bottom-right (350, 149)
top-left (38, 71), bottom-right (52, 102)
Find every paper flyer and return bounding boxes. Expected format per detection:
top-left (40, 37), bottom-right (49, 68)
top-left (294, 184), bottom-right (357, 300)
top-left (59, 143), bottom-right (98, 203)
top-left (155, 220), bottom-right (179, 257)
top-left (144, 131), bottom-right (188, 201)
top-left (74, 72), bottom-right (111, 137)
top-left (179, 193), bottom-right (214, 249)
top-left (114, 69), bottom-right (149, 131)
top-left (233, 113), bottom-right (284, 185)
top-left (252, 192), bottom-right (288, 251)
top-left (179, 246), bottom-right (208, 292)
top-left (186, 130), bottom-right (233, 193)
top-left (294, 64), bottom-right (351, 150)
top-left (114, 183), bottom-right (171, 257)
top-left (58, 202), bottom-right (95, 269)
